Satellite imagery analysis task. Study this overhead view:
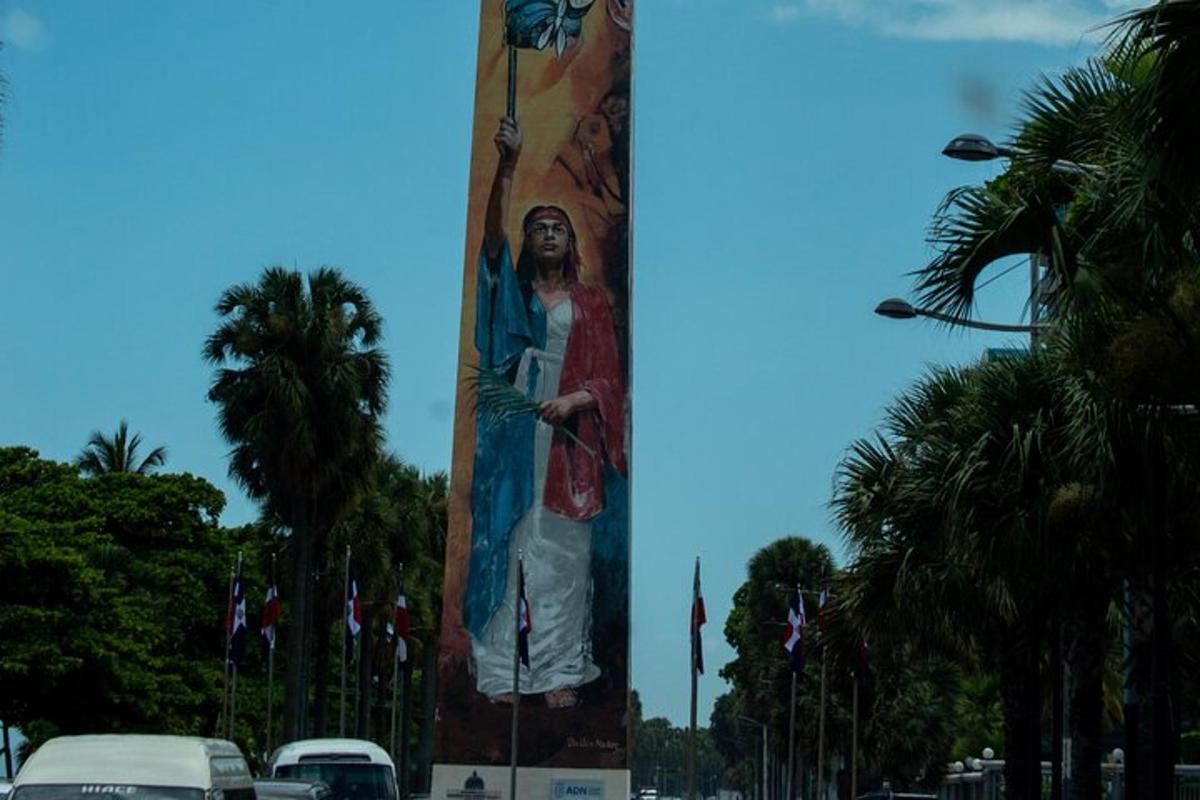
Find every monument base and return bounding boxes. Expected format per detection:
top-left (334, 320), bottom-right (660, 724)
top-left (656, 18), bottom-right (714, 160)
top-left (430, 764), bottom-right (630, 800)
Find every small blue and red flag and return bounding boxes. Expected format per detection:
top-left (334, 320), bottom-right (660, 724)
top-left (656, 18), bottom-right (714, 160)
top-left (346, 579), bottom-right (363, 637)
top-left (225, 563), bottom-right (247, 667)
top-left (517, 560), bottom-right (532, 668)
top-left (783, 587), bottom-right (807, 671)
top-left (394, 593), bottom-right (411, 664)
top-left (261, 583), bottom-right (281, 649)
top-left (691, 559), bottom-right (707, 675)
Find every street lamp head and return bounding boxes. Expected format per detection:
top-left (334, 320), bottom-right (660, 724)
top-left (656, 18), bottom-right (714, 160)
top-left (943, 133), bottom-right (1005, 162)
top-left (875, 297), bottom-right (918, 320)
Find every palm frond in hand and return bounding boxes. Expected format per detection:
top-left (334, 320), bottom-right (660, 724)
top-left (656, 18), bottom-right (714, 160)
top-left (464, 364), bottom-right (597, 458)
top-left (466, 365), bottom-right (539, 423)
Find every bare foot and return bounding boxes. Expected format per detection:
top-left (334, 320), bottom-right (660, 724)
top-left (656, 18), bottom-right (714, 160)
top-left (544, 688), bottom-right (580, 708)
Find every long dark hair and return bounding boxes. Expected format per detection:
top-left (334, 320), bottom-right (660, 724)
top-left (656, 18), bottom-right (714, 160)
top-left (516, 205), bottom-right (583, 293)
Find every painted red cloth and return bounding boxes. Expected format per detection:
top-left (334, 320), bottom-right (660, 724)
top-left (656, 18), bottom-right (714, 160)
top-left (543, 282), bottom-right (626, 520)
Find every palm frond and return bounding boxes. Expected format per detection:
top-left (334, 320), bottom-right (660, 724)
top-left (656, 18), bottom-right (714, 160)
top-left (913, 184), bottom-right (1059, 321)
top-left (465, 365), bottom-right (539, 423)
top-left (1016, 58), bottom-right (1123, 168)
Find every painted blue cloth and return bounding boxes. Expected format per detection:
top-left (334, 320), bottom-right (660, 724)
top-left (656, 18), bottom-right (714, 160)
top-left (465, 244), bottom-right (546, 638)
top-left (505, 0), bottom-right (595, 51)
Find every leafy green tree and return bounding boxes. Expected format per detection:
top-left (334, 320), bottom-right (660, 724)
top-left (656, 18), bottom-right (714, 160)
top-left (76, 420), bottom-right (167, 476)
top-left (0, 446), bottom-right (267, 749)
top-left (630, 712), bottom-right (725, 798)
top-left (720, 537), bottom-right (849, 794)
top-left (204, 266), bottom-right (390, 741)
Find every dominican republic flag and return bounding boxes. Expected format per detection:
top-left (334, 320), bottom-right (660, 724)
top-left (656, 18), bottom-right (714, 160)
top-left (782, 587), bottom-right (807, 671)
top-left (225, 564), bottom-right (247, 667)
top-left (346, 579), bottom-right (363, 637)
top-left (261, 584), bottom-right (281, 649)
top-left (691, 560), bottom-right (707, 675)
top-left (857, 637), bottom-right (871, 676)
top-left (815, 583), bottom-right (832, 654)
top-left (394, 593), bottom-right (411, 664)
top-left (517, 561), bottom-right (531, 668)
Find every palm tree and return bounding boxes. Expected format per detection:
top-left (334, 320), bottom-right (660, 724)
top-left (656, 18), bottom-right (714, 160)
top-left (76, 419), bottom-right (167, 475)
top-left (905, 6), bottom-right (1200, 788)
top-left (204, 266), bottom-right (389, 741)
top-left (834, 354), bottom-right (1083, 799)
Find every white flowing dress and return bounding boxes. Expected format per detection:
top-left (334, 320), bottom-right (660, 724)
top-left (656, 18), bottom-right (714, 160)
top-left (471, 297), bottom-right (602, 696)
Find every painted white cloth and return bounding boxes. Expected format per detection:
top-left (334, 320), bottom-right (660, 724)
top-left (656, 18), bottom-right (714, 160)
top-left (472, 298), bottom-right (601, 696)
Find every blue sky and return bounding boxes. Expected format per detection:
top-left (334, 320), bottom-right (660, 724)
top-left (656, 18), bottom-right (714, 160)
top-left (0, 0), bottom-right (1127, 728)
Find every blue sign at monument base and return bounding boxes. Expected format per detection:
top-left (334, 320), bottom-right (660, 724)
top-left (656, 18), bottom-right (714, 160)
top-left (430, 765), bottom-right (630, 800)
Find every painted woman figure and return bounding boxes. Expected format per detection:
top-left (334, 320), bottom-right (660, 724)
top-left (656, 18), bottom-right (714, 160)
top-left (465, 115), bottom-right (626, 707)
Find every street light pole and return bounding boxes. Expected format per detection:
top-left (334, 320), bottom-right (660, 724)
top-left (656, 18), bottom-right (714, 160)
top-left (740, 716), bottom-right (769, 800)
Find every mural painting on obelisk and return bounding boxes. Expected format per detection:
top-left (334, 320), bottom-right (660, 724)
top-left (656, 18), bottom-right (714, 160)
top-left (436, 0), bottom-right (633, 772)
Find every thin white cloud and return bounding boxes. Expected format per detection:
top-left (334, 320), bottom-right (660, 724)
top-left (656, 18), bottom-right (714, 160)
top-left (2, 8), bottom-right (47, 52)
top-left (768, 0), bottom-right (1143, 45)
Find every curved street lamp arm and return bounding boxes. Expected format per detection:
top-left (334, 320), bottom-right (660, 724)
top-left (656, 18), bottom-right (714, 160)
top-left (914, 307), bottom-right (1042, 333)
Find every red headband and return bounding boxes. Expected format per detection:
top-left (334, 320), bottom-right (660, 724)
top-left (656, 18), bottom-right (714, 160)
top-left (525, 207), bottom-right (572, 231)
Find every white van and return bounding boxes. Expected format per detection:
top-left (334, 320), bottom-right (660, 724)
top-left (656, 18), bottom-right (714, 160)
top-left (10, 735), bottom-right (253, 800)
top-left (267, 740), bottom-right (396, 800)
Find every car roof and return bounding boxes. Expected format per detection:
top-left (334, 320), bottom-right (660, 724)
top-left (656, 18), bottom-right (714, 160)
top-left (14, 735), bottom-right (251, 790)
top-left (269, 739), bottom-right (394, 767)
top-left (254, 779), bottom-right (331, 797)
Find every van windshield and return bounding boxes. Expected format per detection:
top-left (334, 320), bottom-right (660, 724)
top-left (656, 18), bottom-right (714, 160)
top-left (273, 766), bottom-right (395, 800)
top-left (12, 787), bottom-right (205, 800)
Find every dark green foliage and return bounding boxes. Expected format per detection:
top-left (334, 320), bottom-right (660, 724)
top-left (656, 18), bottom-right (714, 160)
top-left (0, 447), bottom-right (269, 749)
top-left (629, 693), bottom-right (726, 798)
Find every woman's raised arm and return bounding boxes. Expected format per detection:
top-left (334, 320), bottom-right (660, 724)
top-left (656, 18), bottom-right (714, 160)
top-left (484, 116), bottom-right (522, 261)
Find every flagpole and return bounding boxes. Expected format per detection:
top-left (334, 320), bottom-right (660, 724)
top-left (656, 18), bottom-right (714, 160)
top-left (229, 551), bottom-right (243, 741)
top-left (503, 0), bottom-right (517, 122)
top-left (816, 653), bottom-right (828, 800)
top-left (228, 662), bottom-right (239, 740)
top-left (391, 564), bottom-right (404, 763)
top-left (761, 721), bottom-right (768, 800)
top-left (851, 674), bottom-right (859, 800)
top-left (266, 552), bottom-right (277, 756)
top-left (340, 544), bottom-right (351, 737)
top-left (687, 557), bottom-right (700, 800)
top-left (220, 561), bottom-right (235, 736)
top-left (787, 671), bottom-right (797, 799)
top-left (509, 551), bottom-right (524, 800)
